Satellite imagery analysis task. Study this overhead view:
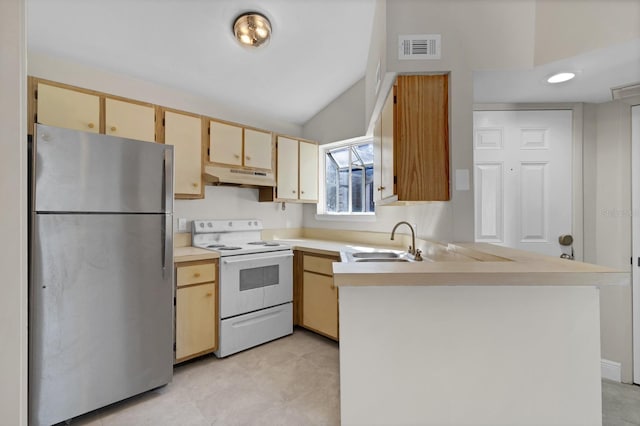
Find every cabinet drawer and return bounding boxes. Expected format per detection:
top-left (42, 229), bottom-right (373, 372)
top-left (303, 255), bottom-right (337, 276)
top-left (176, 262), bottom-right (216, 287)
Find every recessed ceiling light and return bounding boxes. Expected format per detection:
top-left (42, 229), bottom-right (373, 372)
top-left (547, 72), bottom-right (576, 84)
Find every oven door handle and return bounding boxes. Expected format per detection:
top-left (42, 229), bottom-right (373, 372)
top-left (222, 253), bottom-right (294, 264)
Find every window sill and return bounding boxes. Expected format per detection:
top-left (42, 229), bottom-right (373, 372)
top-left (314, 213), bottom-right (377, 222)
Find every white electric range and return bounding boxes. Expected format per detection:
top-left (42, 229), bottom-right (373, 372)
top-left (192, 219), bottom-right (293, 357)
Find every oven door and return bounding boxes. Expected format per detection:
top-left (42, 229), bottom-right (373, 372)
top-left (219, 250), bottom-right (293, 319)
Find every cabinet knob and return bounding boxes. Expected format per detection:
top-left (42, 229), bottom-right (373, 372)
top-left (377, 186), bottom-right (386, 191)
top-left (110, 126), bottom-right (117, 132)
top-left (205, 292), bottom-right (213, 297)
top-left (301, 191), bottom-right (304, 194)
top-left (193, 272), bottom-right (200, 278)
top-left (246, 156), bottom-right (251, 160)
top-left (292, 190), bottom-right (296, 194)
top-left (234, 154), bottom-right (240, 159)
top-left (192, 182), bottom-right (199, 188)
top-left (87, 123), bottom-right (95, 129)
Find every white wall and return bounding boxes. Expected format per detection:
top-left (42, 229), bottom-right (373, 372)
top-left (591, 100), bottom-right (634, 382)
top-left (302, 78), bottom-right (366, 144)
top-left (0, 0), bottom-right (27, 423)
top-left (534, 0), bottom-right (640, 66)
top-left (175, 186), bottom-right (303, 232)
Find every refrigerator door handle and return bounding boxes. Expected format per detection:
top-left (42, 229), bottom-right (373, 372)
top-left (162, 149), bottom-right (173, 213)
top-left (162, 214), bottom-right (172, 278)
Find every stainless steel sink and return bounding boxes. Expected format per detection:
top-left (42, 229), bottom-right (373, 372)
top-left (354, 258), bottom-right (410, 262)
top-left (351, 252), bottom-right (399, 259)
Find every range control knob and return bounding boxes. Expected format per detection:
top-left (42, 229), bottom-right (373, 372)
top-left (254, 221), bottom-right (258, 226)
top-left (207, 222), bottom-right (212, 227)
top-left (199, 222), bottom-right (204, 228)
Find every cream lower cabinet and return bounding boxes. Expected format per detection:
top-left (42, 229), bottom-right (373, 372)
top-left (36, 82), bottom-right (100, 133)
top-left (105, 98), bottom-right (156, 142)
top-left (163, 110), bottom-right (203, 199)
top-left (300, 252), bottom-right (339, 340)
top-left (175, 260), bottom-right (218, 363)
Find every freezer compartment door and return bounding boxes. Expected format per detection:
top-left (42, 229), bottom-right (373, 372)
top-left (30, 213), bottom-right (173, 426)
top-left (34, 124), bottom-right (173, 213)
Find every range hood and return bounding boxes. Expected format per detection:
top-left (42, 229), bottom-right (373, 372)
top-left (203, 164), bottom-right (276, 187)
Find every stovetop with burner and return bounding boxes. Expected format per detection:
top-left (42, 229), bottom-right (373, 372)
top-left (192, 219), bottom-right (291, 256)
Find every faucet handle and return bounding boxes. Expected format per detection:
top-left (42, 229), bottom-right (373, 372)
top-left (414, 249), bottom-right (423, 261)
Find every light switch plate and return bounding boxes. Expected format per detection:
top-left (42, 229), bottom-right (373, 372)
top-left (177, 218), bottom-right (187, 232)
top-left (455, 169), bottom-right (470, 191)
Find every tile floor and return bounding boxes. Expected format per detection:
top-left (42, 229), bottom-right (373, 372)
top-left (62, 328), bottom-right (640, 426)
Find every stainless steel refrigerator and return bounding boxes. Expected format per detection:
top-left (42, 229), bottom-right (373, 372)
top-left (29, 124), bottom-right (174, 426)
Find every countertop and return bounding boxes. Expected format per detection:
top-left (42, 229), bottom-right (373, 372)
top-left (173, 235), bottom-right (627, 288)
top-left (332, 242), bottom-right (628, 287)
top-left (174, 246), bottom-right (219, 263)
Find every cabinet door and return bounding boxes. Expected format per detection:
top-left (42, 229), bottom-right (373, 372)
top-left (175, 283), bottom-right (217, 360)
top-left (209, 121), bottom-right (242, 166)
top-left (37, 83), bottom-right (100, 133)
top-left (380, 87), bottom-right (395, 200)
top-left (276, 136), bottom-right (299, 200)
top-left (299, 141), bottom-right (318, 202)
top-left (373, 115), bottom-right (383, 203)
top-left (396, 75), bottom-right (449, 201)
top-left (302, 271), bottom-right (338, 340)
top-left (164, 111), bottom-right (203, 198)
top-left (244, 129), bottom-right (273, 170)
top-left (105, 98), bottom-right (155, 142)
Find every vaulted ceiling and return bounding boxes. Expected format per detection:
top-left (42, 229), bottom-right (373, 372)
top-left (27, 0), bottom-right (376, 126)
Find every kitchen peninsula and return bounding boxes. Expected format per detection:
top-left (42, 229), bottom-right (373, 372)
top-left (333, 243), bottom-right (627, 426)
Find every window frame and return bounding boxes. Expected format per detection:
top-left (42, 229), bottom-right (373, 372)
top-left (316, 136), bottom-right (376, 220)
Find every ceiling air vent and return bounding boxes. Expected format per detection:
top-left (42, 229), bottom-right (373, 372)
top-left (398, 34), bottom-right (441, 60)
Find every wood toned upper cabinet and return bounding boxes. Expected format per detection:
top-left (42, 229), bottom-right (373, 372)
top-left (244, 129), bottom-right (273, 170)
top-left (209, 121), bottom-right (243, 166)
top-left (163, 110), bottom-right (203, 199)
top-left (299, 140), bottom-right (318, 201)
top-left (105, 98), bottom-right (155, 142)
top-left (276, 136), bottom-right (299, 200)
top-left (36, 82), bottom-right (100, 133)
top-left (395, 74), bottom-right (450, 201)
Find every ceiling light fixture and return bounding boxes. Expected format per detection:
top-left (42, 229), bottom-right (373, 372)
top-left (547, 72), bottom-right (576, 84)
top-left (233, 12), bottom-right (271, 48)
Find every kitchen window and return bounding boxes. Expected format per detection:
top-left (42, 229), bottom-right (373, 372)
top-left (317, 138), bottom-right (375, 217)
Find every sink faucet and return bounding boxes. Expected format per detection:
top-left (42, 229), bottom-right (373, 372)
top-left (390, 221), bottom-right (422, 261)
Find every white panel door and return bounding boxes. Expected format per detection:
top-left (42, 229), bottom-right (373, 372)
top-left (474, 110), bottom-right (572, 256)
top-left (631, 105), bottom-right (640, 384)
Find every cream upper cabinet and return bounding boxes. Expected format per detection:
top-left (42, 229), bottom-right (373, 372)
top-left (209, 121), bottom-right (243, 166)
top-left (244, 129), bottom-right (272, 170)
top-left (37, 83), bottom-right (100, 133)
top-left (276, 136), bottom-right (299, 200)
top-left (299, 141), bottom-right (318, 202)
top-left (105, 98), bottom-right (155, 142)
top-left (164, 110), bottom-right (203, 198)
top-left (379, 87), bottom-right (395, 201)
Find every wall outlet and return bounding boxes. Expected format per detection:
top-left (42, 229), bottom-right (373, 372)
top-left (177, 217), bottom-right (187, 232)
